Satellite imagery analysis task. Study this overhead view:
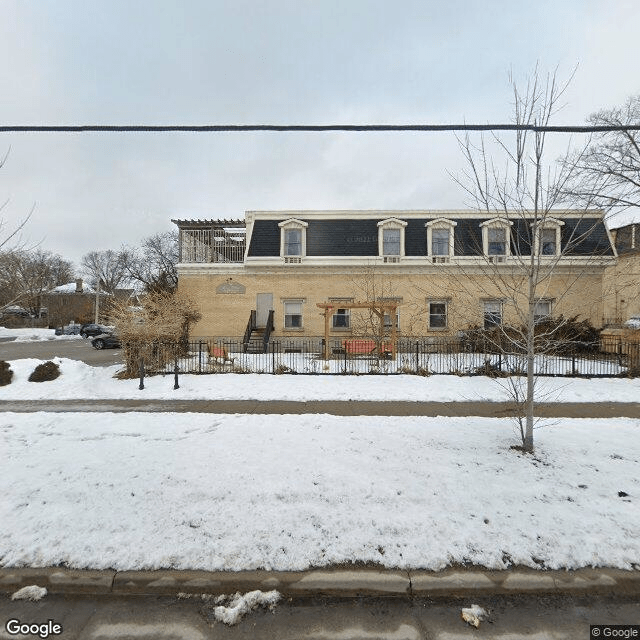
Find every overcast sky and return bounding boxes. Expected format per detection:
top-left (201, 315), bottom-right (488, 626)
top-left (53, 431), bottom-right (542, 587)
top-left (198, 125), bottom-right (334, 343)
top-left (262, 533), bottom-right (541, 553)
top-left (0, 0), bottom-right (639, 269)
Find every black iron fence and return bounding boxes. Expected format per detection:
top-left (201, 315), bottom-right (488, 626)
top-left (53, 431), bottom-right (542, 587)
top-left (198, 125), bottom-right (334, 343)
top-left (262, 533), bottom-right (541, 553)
top-left (137, 336), bottom-right (639, 377)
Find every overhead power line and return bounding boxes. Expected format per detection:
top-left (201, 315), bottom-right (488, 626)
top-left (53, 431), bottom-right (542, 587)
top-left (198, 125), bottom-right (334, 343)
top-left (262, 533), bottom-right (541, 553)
top-left (0, 124), bottom-right (638, 133)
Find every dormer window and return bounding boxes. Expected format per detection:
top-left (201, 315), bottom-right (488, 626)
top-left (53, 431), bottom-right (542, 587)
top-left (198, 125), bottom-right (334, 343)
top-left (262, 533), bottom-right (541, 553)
top-left (278, 218), bottom-right (308, 263)
top-left (285, 229), bottom-right (302, 256)
top-left (426, 218), bottom-right (457, 262)
top-left (383, 229), bottom-right (400, 255)
top-left (480, 218), bottom-right (514, 260)
top-left (377, 218), bottom-right (407, 262)
top-left (532, 218), bottom-right (564, 256)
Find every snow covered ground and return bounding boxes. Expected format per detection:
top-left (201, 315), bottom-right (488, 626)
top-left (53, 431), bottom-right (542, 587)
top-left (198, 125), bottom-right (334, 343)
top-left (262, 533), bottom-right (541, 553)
top-left (1, 412), bottom-right (638, 571)
top-left (1, 357), bottom-right (640, 402)
top-left (0, 328), bottom-right (81, 342)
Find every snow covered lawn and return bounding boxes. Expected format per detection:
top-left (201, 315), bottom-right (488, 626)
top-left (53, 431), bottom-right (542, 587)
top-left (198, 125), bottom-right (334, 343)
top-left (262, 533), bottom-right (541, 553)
top-left (1, 357), bottom-right (640, 402)
top-left (0, 328), bottom-right (81, 343)
top-left (0, 412), bottom-right (638, 571)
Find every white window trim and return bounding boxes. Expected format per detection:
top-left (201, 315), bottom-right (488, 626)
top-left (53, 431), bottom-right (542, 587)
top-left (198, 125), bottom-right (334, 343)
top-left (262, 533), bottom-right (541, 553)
top-left (383, 310), bottom-right (401, 331)
top-left (427, 299), bottom-right (449, 330)
top-left (533, 298), bottom-right (553, 323)
top-left (282, 298), bottom-right (304, 330)
top-left (329, 297), bottom-right (353, 331)
top-left (377, 218), bottom-right (407, 258)
top-left (531, 218), bottom-right (564, 256)
top-left (480, 218), bottom-right (513, 257)
top-left (483, 299), bottom-right (504, 327)
top-left (278, 218), bottom-right (308, 259)
top-left (426, 218), bottom-right (457, 258)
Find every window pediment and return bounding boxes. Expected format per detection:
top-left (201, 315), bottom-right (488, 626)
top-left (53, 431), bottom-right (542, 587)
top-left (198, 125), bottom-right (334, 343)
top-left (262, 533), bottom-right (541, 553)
top-left (278, 218), bottom-right (308, 228)
top-left (377, 217), bottom-right (408, 228)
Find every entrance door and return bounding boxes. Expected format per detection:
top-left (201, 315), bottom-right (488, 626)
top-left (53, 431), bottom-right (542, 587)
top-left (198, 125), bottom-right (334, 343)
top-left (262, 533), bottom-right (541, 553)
top-left (256, 293), bottom-right (273, 328)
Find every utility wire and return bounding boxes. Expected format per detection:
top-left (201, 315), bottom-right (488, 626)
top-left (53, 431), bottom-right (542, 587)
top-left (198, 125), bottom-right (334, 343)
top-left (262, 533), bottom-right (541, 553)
top-left (0, 124), bottom-right (639, 133)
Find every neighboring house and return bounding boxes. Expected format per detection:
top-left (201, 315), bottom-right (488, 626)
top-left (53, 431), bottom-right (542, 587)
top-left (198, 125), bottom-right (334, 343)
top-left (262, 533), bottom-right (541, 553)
top-left (173, 210), bottom-right (616, 343)
top-left (603, 222), bottom-right (640, 325)
top-left (43, 279), bottom-right (109, 328)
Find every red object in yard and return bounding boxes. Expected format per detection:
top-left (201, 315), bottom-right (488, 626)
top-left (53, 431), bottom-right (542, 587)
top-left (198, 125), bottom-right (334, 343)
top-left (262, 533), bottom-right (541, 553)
top-left (343, 339), bottom-right (392, 355)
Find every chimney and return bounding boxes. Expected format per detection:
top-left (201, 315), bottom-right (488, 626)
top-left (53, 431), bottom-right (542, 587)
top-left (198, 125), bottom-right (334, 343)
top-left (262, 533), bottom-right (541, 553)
top-left (75, 278), bottom-right (83, 293)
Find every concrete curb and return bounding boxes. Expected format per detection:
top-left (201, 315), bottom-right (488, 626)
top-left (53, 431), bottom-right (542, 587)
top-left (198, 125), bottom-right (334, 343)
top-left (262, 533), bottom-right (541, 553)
top-left (1, 567), bottom-right (639, 598)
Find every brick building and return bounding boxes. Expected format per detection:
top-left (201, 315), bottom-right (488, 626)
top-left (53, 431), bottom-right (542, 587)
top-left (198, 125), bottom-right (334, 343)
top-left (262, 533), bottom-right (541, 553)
top-left (173, 210), bottom-right (617, 343)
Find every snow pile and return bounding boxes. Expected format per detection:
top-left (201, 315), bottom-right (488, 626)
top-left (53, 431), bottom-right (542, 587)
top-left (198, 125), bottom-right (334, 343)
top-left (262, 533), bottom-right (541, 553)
top-left (1, 357), bottom-right (640, 402)
top-left (461, 604), bottom-right (488, 628)
top-left (0, 412), bottom-right (638, 572)
top-left (0, 328), bottom-right (81, 342)
top-left (11, 586), bottom-right (47, 601)
top-left (211, 591), bottom-right (281, 625)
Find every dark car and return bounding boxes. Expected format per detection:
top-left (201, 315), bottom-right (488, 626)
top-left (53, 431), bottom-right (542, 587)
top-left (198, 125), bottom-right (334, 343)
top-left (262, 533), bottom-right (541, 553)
top-left (80, 323), bottom-right (113, 338)
top-left (54, 323), bottom-right (82, 336)
top-left (91, 333), bottom-right (121, 350)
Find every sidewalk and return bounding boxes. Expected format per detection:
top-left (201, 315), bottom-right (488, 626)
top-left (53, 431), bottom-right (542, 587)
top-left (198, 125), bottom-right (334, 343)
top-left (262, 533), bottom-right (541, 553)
top-left (1, 566), bottom-right (639, 598)
top-left (2, 399), bottom-right (640, 417)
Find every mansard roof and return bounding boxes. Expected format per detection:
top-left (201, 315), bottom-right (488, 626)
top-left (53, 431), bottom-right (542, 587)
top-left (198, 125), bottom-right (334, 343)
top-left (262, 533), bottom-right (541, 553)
top-left (244, 210), bottom-right (614, 258)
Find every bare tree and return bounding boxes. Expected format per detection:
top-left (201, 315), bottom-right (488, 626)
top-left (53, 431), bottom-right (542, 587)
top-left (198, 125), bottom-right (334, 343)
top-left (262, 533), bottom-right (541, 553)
top-left (107, 289), bottom-right (201, 376)
top-left (81, 249), bottom-right (129, 295)
top-left (122, 231), bottom-right (178, 294)
top-left (560, 95), bottom-right (640, 217)
top-left (0, 148), bottom-right (34, 254)
top-left (0, 249), bottom-right (74, 313)
top-left (451, 69), bottom-right (611, 452)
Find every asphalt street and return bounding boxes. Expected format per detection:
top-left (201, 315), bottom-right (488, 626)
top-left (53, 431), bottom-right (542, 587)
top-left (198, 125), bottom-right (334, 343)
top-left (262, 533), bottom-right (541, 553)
top-left (1, 594), bottom-right (638, 639)
top-left (0, 338), bottom-right (122, 367)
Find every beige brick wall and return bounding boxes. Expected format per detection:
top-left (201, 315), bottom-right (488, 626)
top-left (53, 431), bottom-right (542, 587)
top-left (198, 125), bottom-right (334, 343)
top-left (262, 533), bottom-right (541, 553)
top-left (178, 266), bottom-right (606, 338)
top-left (603, 252), bottom-right (640, 323)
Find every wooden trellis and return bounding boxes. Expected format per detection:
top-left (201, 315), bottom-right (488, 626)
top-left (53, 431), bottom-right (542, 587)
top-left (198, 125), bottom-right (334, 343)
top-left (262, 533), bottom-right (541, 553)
top-left (316, 301), bottom-right (399, 360)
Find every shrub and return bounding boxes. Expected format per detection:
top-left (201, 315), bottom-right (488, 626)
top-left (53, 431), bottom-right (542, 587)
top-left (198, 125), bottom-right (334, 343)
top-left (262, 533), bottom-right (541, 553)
top-left (462, 315), bottom-right (601, 356)
top-left (0, 361), bottom-right (13, 386)
top-left (473, 360), bottom-right (508, 378)
top-left (28, 361), bottom-right (60, 382)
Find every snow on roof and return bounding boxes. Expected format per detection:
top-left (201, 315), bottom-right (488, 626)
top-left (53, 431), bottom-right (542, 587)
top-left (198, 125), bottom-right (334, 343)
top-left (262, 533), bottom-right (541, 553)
top-left (47, 282), bottom-right (110, 295)
top-left (47, 282), bottom-right (94, 294)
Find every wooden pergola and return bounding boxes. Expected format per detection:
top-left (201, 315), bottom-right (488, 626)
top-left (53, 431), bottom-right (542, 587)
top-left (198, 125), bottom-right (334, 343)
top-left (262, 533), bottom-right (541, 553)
top-left (316, 301), bottom-right (399, 360)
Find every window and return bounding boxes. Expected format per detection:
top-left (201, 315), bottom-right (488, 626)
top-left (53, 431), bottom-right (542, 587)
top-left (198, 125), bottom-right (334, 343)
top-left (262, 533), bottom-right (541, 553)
top-left (332, 308), bottom-right (350, 329)
top-left (484, 301), bottom-right (502, 328)
top-left (426, 218), bottom-right (457, 260)
top-left (429, 301), bottom-right (447, 329)
top-left (480, 218), bottom-right (513, 258)
top-left (383, 312), bottom-right (400, 331)
top-left (488, 228), bottom-right (506, 255)
top-left (534, 300), bottom-right (552, 324)
top-left (432, 229), bottom-right (449, 255)
top-left (283, 300), bottom-right (303, 329)
top-left (540, 228), bottom-right (555, 255)
top-left (284, 229), bottom-right (302, 256)
top-left (377, 218), bottom-right (407, 259)
top-left (278, 218), bottom-right (308, 260)
top-left (532, 218), bottom-right (564, 256)
top-left (383, 228), bottom-right (400, 255)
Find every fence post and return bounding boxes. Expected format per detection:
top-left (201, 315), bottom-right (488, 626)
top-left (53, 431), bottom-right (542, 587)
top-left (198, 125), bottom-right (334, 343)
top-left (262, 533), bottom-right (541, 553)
top-left (344, 342), bottom-right (347, 373)
top-left (572, 353), bottom-right (577, 376)
top-left (138, 357), bottom-right (145, 390)
top-left (173, 357), bottom-right (179, 390)
top-left (198, 341), bottom-right (203, 374)
top-left (272, 340), bottom-right (276, 374)
top-left (415, 341), bottom-right (419, 373)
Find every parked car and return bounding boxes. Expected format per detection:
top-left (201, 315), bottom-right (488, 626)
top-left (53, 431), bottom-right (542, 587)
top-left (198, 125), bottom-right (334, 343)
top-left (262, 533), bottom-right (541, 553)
top-left (91, 333), bottom-right (121, 350)
top-left (54, 323), bottom-right (82, 336)
top-left (80, 323), bottom-right (113, 338)
top-left (624, 316), bottom-right (640, 330)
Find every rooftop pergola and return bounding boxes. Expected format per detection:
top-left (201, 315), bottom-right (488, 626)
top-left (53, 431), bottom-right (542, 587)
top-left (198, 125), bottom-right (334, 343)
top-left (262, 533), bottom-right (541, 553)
top-left (316, 301), bottom-right (399, 360)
